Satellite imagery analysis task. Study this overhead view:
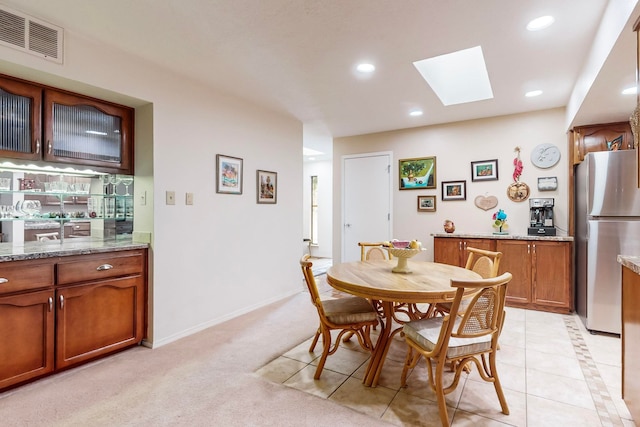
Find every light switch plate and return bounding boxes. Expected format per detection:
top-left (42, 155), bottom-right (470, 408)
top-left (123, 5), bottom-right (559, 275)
top-left (166, 191), bottom-right (175, 205)
top-left (185, 192), bottom-right (194, 205)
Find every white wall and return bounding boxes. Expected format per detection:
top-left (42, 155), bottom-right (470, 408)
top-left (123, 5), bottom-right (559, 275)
top-left (333, 108), bottom-right (569, 262)
top-left (302, 160), bottom-right (332, 258)
top-left (0, 28), bottom-right (303, 347)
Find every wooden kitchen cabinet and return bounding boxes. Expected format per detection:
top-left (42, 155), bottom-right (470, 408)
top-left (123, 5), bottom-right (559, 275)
top-left (0, 289), bottom-right (55, 390)
top-left (0, 258), bottom-right (56, 390)
top-left (0, 248), bottom-right (146, 391)
top-left (433, 237), bottom-right (495, 267)
top-left (497, 239), bottom-right (572, 313)
top-left (0, 74), bottom-right (134, 174)
top-left (570, 121), bottom-right (633, 164)
top-left (0, 76), bottom-right (43, 161)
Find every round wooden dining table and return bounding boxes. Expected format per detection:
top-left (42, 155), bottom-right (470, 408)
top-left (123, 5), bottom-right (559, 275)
top-left (326, 259), bottom-right (481, 387)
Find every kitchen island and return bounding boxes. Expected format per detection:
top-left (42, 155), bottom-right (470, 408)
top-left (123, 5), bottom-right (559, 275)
top-left (618, 255), bottom-right (640, 423)
top-left (433, 233), bottom-right (574, 313)
top-left (0, 237), bottom-right (149, 391)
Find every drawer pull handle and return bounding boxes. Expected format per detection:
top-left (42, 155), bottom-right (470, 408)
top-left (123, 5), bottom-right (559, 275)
top-left (97, 264), bottom-right (114, 271)
top-left (48, 297), bottom-right (53, 312)
top-left (0, 278), bottom-right (8, 284)
top-left (59, 295), bottom-right (64, 310)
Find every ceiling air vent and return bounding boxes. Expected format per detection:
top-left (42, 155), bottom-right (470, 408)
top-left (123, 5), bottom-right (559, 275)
top-left (0, 5), bottom-right (63, 63)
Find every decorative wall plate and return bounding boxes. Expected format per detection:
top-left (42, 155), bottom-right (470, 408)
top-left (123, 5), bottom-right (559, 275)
top-left (507, 181), bottom-right (530, 202)
top-left (474, 195), bottom-right (498, 211)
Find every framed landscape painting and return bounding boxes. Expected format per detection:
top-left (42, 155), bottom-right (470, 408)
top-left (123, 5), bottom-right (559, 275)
top-left (257, 170), bottom-right (277, 204)
top-left (399, 157), bottom-right (436, 190)
top-left (216, 154), bottom-right (243, 194)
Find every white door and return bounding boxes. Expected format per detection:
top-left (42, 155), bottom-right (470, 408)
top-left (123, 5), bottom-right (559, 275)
top-left (342, 152), bottom-right (392, 262)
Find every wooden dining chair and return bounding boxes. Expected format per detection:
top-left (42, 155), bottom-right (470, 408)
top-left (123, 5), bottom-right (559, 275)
top-left (400, 272), bottom-right (512, 427)
top-left (434, 247), bottom-right (502, 316)
top-left (358, 241), bottom-right (393, 261)
top-left (300, 255), bottom-right (379, 379)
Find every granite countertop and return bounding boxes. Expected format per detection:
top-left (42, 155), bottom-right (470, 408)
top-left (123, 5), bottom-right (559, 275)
top-left (431, 232), bottom-right (573, 242)
top-left (618, 255), bottom-right (640, 275)
top-left (0, 237), bottom-right (149, 262)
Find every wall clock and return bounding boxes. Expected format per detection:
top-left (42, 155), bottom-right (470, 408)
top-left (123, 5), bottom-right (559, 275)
top-left (531, 143), bottom-right (561, 169)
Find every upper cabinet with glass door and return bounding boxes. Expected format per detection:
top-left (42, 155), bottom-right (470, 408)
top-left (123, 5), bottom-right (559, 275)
top-left (0, 74), bottom-right (134, 174)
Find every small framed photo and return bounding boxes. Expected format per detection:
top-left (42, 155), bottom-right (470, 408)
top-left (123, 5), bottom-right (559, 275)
top-left (216, 154), bottom-right (243, 194)
top-left (442, 180), bottom-right (467, 201)
top-left (471, 159), bottom-right (498, 181)
top-left (417, 195), bottom-right (436, 212)
top-left (257, 170), bottom-right (277, 204)
top-left (399, 157), bottom-right (436, 190)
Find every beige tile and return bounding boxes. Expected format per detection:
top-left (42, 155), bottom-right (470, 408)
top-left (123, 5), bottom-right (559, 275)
top-left (309, 343), bottom-right (370, 376)
top-left (495, 343), bottom-right (525, 368)
top-left (399, 362), bottom-right (466, 407)
top-left (254, 356), bottom-right (307, 383)
top-left (525, 330), bottom-right (575, 357)
top-left (526, 394), bottom-right (602, 427)
top-left (466, 358), bottom-right (526, 394)
top-left (282, 336), bottom-right (320, 363)
top-left (329, 376), bottom-right (397, 418)
top-left (525, 347), bottom-right (584, 380)
top-left (525, 368), bottom-right (595, 410)
top-left (283, 364), bottom-right (348, 398)
top-left (457, 378), bottom-right (527, 426)
top-left (383, 391), bottom-right (453, 427)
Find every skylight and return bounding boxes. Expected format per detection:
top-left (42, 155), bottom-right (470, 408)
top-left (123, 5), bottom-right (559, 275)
top-left (413, 46), bottom-right (494, 106)
top-left (303, 147), bottom-right (324, 156)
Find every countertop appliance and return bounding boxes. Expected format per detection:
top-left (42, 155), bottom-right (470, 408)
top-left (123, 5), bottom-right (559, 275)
top-left (528, 198), bottom-right (556, 236)
top-left (575, 150), bottom-right (640, 335)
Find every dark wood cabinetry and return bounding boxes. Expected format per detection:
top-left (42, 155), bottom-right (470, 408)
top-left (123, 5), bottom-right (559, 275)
top-left (622, 265), bottom-right (640, 422)
top-left (497, 239), bottom-right (572, 313)
top-left (570, 121), bottom-right (633, 165)
top-left (434, 236), bottom-right (572, 313)
top-left (433, 237), bottom-right (495, 267)
top-left (0, 249), bottom-right (146, 390)
top-left (0, 74), bottom-right (134, 174)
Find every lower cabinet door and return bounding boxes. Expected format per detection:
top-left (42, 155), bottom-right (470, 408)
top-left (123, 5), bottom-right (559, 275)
top-left (56, 276), bottom-right (144, 369)
top-left (0, 290), bottom-right (55, 389)
top-left (496, 240), bottom-right (532, 307)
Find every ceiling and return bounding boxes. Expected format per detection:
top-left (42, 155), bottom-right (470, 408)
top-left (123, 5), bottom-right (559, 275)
top-left (3, 1), bottom-right (639, 160)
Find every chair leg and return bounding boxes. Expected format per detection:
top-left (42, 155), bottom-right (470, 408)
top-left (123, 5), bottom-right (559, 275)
top-left (313, 328), bottom-right (332, 380)
top-left (309, 327), bottom-right (321, 352)
top-left (435, 358), bottom-right (451, 427)
top-left (400, 346), bottom-right (413, 387)
top-left (489, 352), bottom-right (509, 415)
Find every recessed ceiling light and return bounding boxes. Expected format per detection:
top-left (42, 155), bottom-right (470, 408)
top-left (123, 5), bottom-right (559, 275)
top-left (413, 46), bottom-right (494, 106)
top-left (303, 147), bottom-right (323, 156)
top-left (525, 90), bottom-right (543, 97)
top-left (409, 110), bottom-right (423, 117)
top-left (622, 86), bottom-right (637, 95)
top-left (356, 63), bottom-right (375, 73)
top-left (527, 16), bottom-right (555, 31)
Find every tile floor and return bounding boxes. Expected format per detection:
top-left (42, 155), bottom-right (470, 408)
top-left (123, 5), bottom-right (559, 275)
top-left (256, 273), bottom-right (637, 427)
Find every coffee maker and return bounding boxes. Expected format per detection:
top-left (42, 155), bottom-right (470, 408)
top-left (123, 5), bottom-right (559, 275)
top-left (528, 198), bottom-right (556, 236)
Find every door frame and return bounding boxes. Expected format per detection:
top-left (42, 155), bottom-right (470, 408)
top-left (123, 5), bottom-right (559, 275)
top-left (341, 151), bottom-right (393, 262)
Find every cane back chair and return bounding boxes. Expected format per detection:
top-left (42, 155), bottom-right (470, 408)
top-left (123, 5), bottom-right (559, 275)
top-left (300, 255), bottom-right (379, 379)
top-left (400, 272), bottom-right (512, 427)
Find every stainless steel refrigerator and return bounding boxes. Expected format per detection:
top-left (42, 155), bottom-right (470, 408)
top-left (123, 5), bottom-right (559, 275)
top-left (575, 150), bottom-right (640, 335)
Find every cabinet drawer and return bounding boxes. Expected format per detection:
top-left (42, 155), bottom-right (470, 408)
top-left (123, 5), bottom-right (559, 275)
top-left (57, 251), bottom-right (144, 285)
top-left (0, 260), bottom-right (54, 295)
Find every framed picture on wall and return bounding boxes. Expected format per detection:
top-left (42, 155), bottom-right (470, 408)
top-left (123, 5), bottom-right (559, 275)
top-left (417, 195), bottom-right (436, 212)
top-left (256, 170), bottom-right (277, 204)
top-left (399, 157), bottom-right (436, 190)
top-left (471, 159), bottom-right (499, 181)
top-left (441, 180), bottom-right (466, 201)
top-left (216, 154), bottom-right (243, 194)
